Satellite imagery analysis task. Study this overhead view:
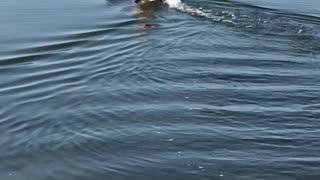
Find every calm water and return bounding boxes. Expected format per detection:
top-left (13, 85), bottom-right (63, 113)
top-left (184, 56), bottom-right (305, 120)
top-left (1, 0), bottom-right (320, 179)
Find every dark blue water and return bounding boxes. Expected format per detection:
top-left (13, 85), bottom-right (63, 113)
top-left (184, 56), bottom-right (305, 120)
top-left (0, 0), bottom-right (320, 179)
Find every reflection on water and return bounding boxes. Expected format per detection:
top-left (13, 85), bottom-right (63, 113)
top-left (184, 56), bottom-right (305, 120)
top-left (0, 0), bottom-right (320, 179)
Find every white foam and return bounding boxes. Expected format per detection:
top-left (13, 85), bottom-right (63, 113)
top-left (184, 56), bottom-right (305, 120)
top-left (164, 0), bottom-right (233, 23)
top-left (164, 0), bottom-right (182, 8)
top-left (164, 0), bottom-right (210, 18)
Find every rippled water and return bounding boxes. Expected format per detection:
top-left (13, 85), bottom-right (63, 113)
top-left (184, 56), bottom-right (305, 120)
top-left (1, 0), bottom-right (320, 179)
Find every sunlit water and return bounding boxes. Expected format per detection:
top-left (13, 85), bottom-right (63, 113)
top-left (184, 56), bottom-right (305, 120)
top-left (0, 0), bottom-right (320, 179)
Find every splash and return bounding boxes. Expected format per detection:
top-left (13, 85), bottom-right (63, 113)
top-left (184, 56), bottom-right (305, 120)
top-left (164, 0), bottom-right (236, 23)
top-left (164, 0), bottom-right (183, 8)
top-left (164, 0), bottom-right (215, 19)
top-left (164, 0), bottom-right (209, 17)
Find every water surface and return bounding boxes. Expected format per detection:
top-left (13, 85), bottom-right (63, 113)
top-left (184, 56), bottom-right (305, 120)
top-left (0, 0), bottom-right (320, 179)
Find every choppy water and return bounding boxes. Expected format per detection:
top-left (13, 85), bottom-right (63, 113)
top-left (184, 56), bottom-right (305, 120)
top-left (1, 0), bottom-right (320, 179)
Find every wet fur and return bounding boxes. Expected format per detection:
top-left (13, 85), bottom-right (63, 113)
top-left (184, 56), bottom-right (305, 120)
top-left (138, 0), bottom-right (164, 10)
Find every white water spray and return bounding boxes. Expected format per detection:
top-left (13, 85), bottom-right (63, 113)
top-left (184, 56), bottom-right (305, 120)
top-left (164, 0), bottom-right (235, 23)
top-left (164, 0), bottom-right (210, 18)
top-left (164, 0), bottom-right (183, 9)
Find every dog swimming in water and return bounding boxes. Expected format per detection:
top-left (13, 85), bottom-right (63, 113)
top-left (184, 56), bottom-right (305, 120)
top-left (135, 0), bottom-right (165, 14)
top-left (134, 0), bottom-right (165, 29)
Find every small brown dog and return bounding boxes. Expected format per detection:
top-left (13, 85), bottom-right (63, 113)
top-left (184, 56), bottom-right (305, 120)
top-left (135, 0), bottom-right (164, 4)
top-left (136, 0), bottom-right (164, 12)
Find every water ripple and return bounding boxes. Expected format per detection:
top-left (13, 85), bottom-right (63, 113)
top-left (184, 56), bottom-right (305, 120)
top-left (0, 0), bottom-right (320, 179)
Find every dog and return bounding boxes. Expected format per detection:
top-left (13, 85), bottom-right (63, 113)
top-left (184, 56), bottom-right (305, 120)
top-left (135, 0), bottom-right (164, 13)
top-left (135, 0), bottom-right (164, 5)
